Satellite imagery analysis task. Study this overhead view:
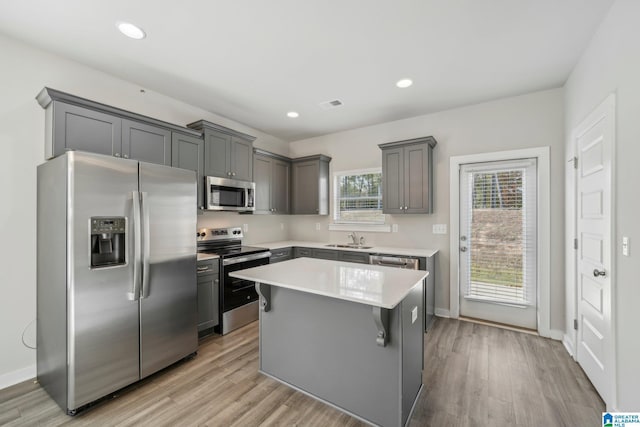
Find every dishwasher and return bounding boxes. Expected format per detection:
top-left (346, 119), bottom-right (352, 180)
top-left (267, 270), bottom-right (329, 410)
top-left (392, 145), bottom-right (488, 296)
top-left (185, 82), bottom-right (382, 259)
top-left (369, 254), bottom-right (434, 331)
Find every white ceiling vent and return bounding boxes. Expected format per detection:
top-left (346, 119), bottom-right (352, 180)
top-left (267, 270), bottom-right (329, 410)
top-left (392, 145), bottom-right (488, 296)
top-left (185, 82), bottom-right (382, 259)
top-left (318, 99), bottom-right (344, 110)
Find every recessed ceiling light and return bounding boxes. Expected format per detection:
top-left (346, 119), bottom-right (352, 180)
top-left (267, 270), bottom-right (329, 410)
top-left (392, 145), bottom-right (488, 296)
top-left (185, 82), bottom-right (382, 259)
top-left (116, 21), bottom-right (146, 40)
top-left (287, 111), bottom-right (299, 118)
top-left (396, 79), bottom-right (413, 88)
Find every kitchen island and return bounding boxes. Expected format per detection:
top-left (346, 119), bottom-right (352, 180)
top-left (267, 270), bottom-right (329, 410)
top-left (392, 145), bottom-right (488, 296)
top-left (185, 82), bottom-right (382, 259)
top-left (230, 257), bottom-right (428, 427)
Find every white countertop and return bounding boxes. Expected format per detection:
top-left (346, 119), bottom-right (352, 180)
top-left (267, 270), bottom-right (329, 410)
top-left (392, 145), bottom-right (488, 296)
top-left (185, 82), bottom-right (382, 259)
top-left (257, 240), bottom-right (439, 258)
top-left (197, 253), bottom-right (220, 261)
top-left (230, 257), bottom-right (428, 309)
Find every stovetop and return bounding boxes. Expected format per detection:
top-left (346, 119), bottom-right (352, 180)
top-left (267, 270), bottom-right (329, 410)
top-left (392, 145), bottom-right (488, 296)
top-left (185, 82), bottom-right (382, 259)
top-left (199, 245), bottom-right (269, 258)
top-left (196, 226), bottom-right (269, 258)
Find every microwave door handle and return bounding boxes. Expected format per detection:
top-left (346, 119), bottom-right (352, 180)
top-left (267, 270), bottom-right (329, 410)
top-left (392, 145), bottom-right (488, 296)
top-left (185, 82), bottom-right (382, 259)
top-left (129, 191), bottom-right (141, 301)
top-left (140, 192), bottom-right (151, 299)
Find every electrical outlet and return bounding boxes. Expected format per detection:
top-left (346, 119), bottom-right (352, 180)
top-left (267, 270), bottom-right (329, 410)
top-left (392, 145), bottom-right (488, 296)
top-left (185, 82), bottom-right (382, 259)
top-left (622, 236), bottom-right (629, 256)
top-left (392, 224), bottom-right (399, 232)
top-left (315, 223), bottom-right (321, 231)
top-left (432, 224), bottom-right (447, 234)
top-left (243, 223), bottom-right (249, 233)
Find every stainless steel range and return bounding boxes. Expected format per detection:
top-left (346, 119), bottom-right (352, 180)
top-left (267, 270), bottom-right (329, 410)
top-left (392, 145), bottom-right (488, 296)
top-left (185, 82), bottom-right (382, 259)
top-left (197, 227), bottom-right (271, 334)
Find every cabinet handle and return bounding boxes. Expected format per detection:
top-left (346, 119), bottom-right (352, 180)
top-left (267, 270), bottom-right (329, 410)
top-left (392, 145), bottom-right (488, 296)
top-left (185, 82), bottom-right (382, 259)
top-left (123, 154), bottom-right (129, 159)
top-left (227, 172), bottom-right (231, 176)
top-left (404, 206), bottom-right (408, 210)
top-left (115, 153), bottom-right (121, 158)
top-left (400, 206), bottom-right (404, 210)
top-left (232, 172), bottom-right (236, 176)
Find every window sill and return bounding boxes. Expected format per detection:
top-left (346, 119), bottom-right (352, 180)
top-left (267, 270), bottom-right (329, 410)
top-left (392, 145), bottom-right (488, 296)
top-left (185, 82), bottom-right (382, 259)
top-left (328, 223), bottom-right (391, 233)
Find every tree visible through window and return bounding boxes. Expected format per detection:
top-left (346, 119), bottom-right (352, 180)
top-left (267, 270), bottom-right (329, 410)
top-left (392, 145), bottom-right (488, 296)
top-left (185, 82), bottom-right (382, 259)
top-left (333, 170), bottom-right (385, 224)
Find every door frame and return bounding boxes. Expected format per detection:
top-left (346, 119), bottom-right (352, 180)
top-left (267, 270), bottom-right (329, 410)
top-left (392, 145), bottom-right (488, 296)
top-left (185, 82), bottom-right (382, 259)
top-left (449, 147), bottom-right (551, 337)
top-left (567, 93), bottom-right (617, 410)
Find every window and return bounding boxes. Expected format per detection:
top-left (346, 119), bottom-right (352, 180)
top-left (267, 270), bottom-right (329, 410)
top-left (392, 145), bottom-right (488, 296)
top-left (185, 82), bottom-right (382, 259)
top-left (333, 169), bottom-right (385, 224)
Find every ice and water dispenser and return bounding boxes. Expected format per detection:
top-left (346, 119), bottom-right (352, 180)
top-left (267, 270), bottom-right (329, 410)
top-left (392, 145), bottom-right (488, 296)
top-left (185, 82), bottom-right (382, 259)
top-left (90, 217), bottom-right (126, 268)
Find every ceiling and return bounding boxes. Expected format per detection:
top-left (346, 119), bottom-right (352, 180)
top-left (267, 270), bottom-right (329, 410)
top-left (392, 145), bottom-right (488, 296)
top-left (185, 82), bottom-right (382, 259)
top-left (0, 0), bottom-right (613, 142)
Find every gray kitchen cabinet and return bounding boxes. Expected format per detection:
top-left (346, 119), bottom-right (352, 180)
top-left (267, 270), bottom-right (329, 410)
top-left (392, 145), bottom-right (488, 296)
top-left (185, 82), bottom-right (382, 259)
top-left (379, 136), bottom-right (437, 214)
top-left (197, 259), bottom-right (220, 338)
top-left (122, 119), bottom-right (171, 165)
top-left (270, 247), bottom-right (293, 263)
top-left (50, 101), bottom-right (122, 158)
top-left (253, 150), bottom-right (291, 214)
top-left (337, 251), bottom-right (370, 264)
top-left (291, 155), bottom-right (331, 215)
top-left (312, 249), bottom-right (339, 260)
top-left (187, 120), bottom-right (256, 182)
top-left (294, 247), bottom-right (313, 258)
top-left (36, 87), bottom-right (201, 167)
top-left (172, 132), bottom-right (205, 209)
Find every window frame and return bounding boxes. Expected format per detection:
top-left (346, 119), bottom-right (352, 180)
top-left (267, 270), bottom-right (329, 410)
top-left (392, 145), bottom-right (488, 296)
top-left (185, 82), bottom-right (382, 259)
top-left (332, 168), bottom-right (386, 226)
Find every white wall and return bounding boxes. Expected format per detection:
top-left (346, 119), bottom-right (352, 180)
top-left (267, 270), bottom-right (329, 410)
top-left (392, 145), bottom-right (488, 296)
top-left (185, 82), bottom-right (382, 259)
top-left (0, 33), bottom-right (289, 388)
top-left (564, 0), bottom-right (640, 411)
top-left (288, 88), bottom-right (566, 329)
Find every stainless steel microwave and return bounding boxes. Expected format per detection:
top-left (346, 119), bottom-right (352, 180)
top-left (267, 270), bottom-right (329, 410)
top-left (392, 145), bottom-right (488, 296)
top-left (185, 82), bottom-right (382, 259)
top-left (205, 176), bottom-right (255, 211)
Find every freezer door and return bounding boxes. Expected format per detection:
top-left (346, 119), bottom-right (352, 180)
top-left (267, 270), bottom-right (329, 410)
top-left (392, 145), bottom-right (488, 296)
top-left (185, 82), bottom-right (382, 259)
top-left (68, 152), bottom-right (141, 410)
top-left (139, 162), bottom-right (198, 378)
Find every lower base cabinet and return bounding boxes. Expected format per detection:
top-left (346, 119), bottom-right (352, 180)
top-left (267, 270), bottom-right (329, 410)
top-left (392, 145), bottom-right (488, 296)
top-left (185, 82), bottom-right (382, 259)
top-left (197, 259), bottom-right (219, 338)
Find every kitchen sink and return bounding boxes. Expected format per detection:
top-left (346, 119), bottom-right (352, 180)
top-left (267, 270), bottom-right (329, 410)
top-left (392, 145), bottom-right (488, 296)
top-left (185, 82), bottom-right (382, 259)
top-left (325, 244), bottom-right (373, 249)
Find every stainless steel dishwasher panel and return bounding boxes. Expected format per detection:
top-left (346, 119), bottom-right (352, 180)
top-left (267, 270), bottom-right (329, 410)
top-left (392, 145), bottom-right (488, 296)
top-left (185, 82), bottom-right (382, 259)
top-left (369, 255), bottom-right (419, 269)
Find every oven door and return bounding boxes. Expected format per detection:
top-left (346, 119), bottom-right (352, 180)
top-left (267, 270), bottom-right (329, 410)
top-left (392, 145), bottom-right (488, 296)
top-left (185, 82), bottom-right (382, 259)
top-left (221, 252), bottom-right (270, 312)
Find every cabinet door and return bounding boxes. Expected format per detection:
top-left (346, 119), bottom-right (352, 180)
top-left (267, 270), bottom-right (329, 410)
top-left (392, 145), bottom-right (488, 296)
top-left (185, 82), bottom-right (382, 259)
top-left (381, 147), bottom-right (404, 214)
top-left (253, 153), bottom-right (273, 213)
top-left (403, 143), bottom-right (431, 213)
top-left (231, 137), bottom-right (253, 181)
top-left (53, 101), bottom-right (121, 158)
top-left (294, 247), bottom-right (313, 258)
top-left (291, 160), bottom-right (319, 214)
top-left (312, 249), bottom-right (339, 260)
top-left (204, 130), bottom-right (231, 178)
top-left (197, 273), bottom-right (220, 333)
top-left (270, 247), bottom-right (293, 263)
top-left (271, 159), bottom-right (290, 214)
top-left (172, 133), bottom-right (205, 209)
top-left (338, 251), bottom-right (370, 264)
top-left (122, 119), bottom-right (171, 165)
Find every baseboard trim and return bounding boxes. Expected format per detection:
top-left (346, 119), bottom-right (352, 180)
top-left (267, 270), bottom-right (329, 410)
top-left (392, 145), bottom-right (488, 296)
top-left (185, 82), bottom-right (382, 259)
top-left (549, 329), bottom-right (564, 341)
top-left (0, 364), bottom-right (36, 391)
top-left (562, 334), bottom-right (575, 358)
top-left (434, 308), bottom-right (451, 318)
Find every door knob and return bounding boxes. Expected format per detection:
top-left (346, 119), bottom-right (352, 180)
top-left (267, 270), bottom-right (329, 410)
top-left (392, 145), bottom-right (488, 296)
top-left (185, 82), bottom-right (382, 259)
top-left (593, 269), bottom-right (606, 277)
top-left (460, 246), bottom-right (467, 252)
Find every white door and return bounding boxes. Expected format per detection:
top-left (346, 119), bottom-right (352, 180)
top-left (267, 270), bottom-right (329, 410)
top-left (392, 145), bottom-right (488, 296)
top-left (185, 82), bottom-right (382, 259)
top-left (574, 94), bottom-right (615, 407)
top-left (459, 159), bottom-right (537, 329)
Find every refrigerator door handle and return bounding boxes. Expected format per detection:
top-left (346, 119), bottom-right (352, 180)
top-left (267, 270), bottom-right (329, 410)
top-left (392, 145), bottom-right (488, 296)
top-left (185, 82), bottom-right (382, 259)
top-left (129, 191), bottom-right (142, 301)
top-left (141, 191), bottom-right (151, 299)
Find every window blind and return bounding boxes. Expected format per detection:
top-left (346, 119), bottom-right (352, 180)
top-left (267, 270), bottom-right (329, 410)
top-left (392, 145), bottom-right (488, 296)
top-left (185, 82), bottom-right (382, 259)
top-left (460, 159), bottom-right (537, 306)
top-left (333, 169), bottom-right (385, 224)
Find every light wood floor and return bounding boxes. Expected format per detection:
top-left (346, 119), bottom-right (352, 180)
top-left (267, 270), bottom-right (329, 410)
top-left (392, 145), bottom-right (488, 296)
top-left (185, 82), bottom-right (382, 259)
top-left (0, 318), bottom-right (604, 426)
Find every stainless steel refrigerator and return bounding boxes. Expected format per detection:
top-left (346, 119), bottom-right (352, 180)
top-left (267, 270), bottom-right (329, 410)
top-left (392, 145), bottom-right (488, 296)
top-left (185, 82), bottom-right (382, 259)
top-left (37, 151), bottom-right (198, 415)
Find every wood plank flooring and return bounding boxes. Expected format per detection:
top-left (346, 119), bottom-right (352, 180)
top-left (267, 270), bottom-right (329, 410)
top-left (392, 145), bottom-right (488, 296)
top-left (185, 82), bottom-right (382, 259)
top-left (0, 318), bottom-right (604, 426)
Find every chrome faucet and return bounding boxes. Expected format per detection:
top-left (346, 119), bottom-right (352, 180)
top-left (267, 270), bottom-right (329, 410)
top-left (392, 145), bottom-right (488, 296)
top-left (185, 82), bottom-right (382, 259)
top-left (348, 232), bottom-right (358, 245)
top-left (348, 232), bottom-right (365, 246)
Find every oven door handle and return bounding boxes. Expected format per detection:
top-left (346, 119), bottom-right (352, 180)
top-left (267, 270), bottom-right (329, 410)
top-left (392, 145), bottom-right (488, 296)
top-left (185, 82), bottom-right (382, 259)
top-left (222, 251), bottom-right (272, 266)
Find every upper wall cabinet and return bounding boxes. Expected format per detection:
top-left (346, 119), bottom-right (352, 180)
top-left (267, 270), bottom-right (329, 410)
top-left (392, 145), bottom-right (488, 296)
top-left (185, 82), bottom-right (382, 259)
top-left (187, 120), bottom-right (256, 182)
top-left (253, 149), bottom-right (290, 214)
top-left (36, 87), bottom-right (200, 167)
top-left (171, 132), bottom-right (205, 209)
top-left (291, 155), bottom-right (331, 215)
top-left (379, 136), bottom-right (437, 214)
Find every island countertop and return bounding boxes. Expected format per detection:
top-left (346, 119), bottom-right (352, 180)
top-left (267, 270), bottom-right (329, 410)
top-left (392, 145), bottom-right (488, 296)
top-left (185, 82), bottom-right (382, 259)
top-left (229, 257), bottom-right (428, 309)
